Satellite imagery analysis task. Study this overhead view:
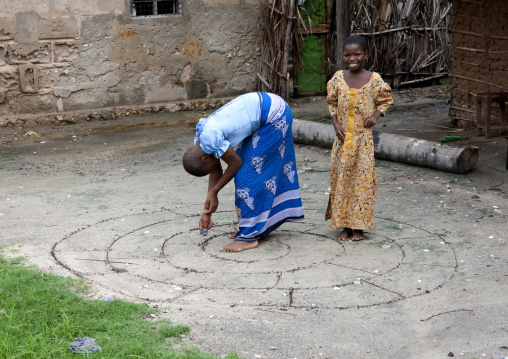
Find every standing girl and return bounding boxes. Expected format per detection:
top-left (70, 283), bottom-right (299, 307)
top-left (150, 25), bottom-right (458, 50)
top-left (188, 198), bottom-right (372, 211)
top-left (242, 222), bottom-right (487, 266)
top-left (326, 35), bottom-right (393, 241)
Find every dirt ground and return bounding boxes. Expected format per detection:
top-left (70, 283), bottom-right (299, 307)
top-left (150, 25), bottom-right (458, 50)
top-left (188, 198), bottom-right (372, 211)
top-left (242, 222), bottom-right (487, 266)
top-left (1, 86), bottom-right (508, 359)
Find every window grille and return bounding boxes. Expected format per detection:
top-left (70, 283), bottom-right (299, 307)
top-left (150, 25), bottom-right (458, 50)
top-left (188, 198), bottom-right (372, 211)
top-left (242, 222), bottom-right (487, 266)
top-left (130, 0), bottom-right (182, 17)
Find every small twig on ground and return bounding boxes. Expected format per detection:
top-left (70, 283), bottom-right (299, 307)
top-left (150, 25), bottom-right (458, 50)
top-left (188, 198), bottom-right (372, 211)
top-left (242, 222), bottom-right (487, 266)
top-left (428, 124), bottom-right (466, 132)
top-left (303, 168), bottom-right (330, 173)
top-left (463, 140), bottom-right (497, 145)
top-left (53, 338), bottom-right (64, 349)
top-left (77, 258), bottom-right (136, 265)
top-left (144, 305), bottom-right (151, 318)
top-left (421, 309), bottom-right (474, 321)
top-left (255, 308), bottom-right (296, 316)
top-left (487, 182), bottom-right (504, 190)
top-left (397, 129), bottom-right (441, 132)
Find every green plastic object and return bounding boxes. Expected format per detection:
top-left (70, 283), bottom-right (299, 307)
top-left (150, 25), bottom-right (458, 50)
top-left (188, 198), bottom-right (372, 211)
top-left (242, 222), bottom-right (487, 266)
top-left (438, 135), bottom-right (469, 142)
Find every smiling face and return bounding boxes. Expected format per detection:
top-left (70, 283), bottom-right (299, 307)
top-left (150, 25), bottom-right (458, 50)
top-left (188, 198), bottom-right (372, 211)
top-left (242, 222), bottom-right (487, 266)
top-left (343, 43), bottom-right (368, 72)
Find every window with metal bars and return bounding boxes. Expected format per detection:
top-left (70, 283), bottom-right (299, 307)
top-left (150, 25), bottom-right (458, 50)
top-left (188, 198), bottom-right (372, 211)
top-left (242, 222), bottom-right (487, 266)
top-left (130, 0), bottom-right (182, 17)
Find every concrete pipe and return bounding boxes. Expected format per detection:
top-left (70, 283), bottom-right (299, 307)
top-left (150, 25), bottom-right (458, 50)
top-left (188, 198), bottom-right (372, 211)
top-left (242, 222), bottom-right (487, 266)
top-left (292, 119), bottom-right (479, 174)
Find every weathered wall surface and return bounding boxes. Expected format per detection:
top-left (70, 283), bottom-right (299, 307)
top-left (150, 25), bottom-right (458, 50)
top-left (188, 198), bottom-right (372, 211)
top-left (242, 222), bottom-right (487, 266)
top-left (450, 0), bottom-right (508, 127)
top-left (0, 0), bottom-right (261, 123)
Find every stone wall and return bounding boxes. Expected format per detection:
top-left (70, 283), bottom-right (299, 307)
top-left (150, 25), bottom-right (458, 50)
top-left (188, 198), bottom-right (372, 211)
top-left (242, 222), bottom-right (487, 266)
top-left (0, 0), bottom-right (261, 123)
top-left (450, 0), bottom-right (508, 127)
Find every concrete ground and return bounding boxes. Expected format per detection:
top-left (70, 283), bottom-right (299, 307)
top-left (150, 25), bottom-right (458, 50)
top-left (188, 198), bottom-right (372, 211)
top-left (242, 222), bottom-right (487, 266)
top-left (1, 93), bottom-right (507, 359)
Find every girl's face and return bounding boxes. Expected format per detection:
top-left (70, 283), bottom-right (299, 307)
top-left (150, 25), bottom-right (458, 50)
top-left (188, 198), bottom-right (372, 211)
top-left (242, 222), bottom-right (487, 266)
top-left (343, 43), bottom-right (368, 72)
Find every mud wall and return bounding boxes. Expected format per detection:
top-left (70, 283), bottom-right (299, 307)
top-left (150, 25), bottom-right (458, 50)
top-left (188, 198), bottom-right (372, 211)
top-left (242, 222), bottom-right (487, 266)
top-left (450, 0), bottom-right (508, 127)
top-left (0, 0), bottom-right (260, 123)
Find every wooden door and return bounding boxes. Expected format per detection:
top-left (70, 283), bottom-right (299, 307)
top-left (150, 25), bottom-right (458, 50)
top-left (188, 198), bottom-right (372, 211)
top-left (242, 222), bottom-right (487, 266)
top-left (293, 0), bottom-right (332, 96)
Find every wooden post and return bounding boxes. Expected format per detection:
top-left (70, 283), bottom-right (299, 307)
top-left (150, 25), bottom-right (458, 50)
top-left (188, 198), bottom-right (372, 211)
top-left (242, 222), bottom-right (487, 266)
top-left (335, 0), bottom-right (350, 72)
top-left (282, 0), bottom-right (295, 101)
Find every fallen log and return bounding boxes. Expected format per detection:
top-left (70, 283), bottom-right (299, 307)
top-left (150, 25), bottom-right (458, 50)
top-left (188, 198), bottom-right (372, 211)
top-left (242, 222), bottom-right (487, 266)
top-left (292, 119), bottom-right (479, 174)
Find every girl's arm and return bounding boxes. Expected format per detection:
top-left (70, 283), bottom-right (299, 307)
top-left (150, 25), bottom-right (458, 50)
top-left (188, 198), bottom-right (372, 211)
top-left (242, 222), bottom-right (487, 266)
top-left (203, 146), bottom-right (243, 214)
top-left (364, 79), bottom-right (393, 128)
top-left (199, 159), bottom-right (223, 230)
top-left (331, 114), bottom-right (346, 141)
top-left (327, 72), bottom-right (346, 140)
top-left (363, 110), bottom-right (383, 128)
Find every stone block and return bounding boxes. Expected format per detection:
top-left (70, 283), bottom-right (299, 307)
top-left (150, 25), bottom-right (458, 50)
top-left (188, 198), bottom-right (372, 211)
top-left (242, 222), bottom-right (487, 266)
top-left (144, 83), bottom-right (187, 104)
top-left (39, 16), bottom-right (79, 39)
top-left (6, 1), bottom-right (113, 15)
top-left (0, 45), bottom-right (6, 66)
top-left (15, 11), bottom-right (40, 43)
top-left (7, 43), bottom-right (51, 64)
top-left (38, 66), bottom-right (68, 89)
top-left (98, 0), bottom-right (126, 13)
top-left (54, 41), bottom-right (79, 63)
top-left (203, 0), bottom-right (238, 5)
top-left (60, 88), bottom-right (116, 111)
top-left (6, 2), bottom-right (50, 14)
top-left (17, 93), bottom-right (56, 114)
top-left (187, 79), bottom-right (208, 99)
top-left (18, 64), bottom-right (39, 93)
top-left (0, 16), bottom-right (16, 40)
top-left (0, 66), bottom-right (19, 90)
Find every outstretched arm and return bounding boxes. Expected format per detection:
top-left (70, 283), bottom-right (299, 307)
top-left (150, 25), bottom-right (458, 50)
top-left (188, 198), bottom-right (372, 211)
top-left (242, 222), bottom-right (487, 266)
top-left (203, 146), bottom-right (243, 214)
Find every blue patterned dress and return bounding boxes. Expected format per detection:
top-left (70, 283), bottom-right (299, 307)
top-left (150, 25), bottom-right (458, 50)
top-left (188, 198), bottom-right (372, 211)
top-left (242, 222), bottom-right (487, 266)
top-left (195, 92), bottom-right (304, 241)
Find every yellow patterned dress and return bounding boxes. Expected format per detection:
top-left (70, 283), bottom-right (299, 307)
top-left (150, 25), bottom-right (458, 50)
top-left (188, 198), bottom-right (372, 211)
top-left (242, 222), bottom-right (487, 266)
top-left (325, 70), bottom-right (393, 230)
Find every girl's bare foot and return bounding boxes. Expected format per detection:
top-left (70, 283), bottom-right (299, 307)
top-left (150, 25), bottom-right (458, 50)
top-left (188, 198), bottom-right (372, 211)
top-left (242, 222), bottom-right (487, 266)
top-left (220, 240), bottom-right (258, 252)
top-left (352, 230), bottom-right (364, 241)
top-left (338, 228), bottom-right (352, 241)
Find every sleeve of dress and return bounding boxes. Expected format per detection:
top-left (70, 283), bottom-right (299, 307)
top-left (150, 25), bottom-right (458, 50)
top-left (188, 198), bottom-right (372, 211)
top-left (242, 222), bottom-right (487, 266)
top-left (199, 127), bottom-right (231, 159)
top-left (194, 118), bottom-right (206, 144)
top-left (375, 81), bottom-right (393, 116)
top-left (326, 75), bottom-right (339, 117)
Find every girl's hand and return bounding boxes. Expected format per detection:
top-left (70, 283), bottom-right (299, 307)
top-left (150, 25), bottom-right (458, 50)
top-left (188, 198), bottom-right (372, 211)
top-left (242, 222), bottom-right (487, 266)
top-left (199, 213), bottom-right (214, 231)
top-left (364, 110), bottom-right (382, 128)
top-left (363, 115), bottom-right (377, 128)
top-left (331, 115), bottom-right (346, 142)
top-left (203, 191), bottom-right (219, 214)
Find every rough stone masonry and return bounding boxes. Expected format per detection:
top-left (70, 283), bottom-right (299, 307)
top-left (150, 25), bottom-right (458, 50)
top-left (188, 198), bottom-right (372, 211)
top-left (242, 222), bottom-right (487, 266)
top-left (0, 0), bottom-right (261, 125)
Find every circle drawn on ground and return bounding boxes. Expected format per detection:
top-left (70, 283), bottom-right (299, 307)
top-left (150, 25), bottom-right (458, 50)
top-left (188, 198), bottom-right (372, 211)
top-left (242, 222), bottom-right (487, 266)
top-left (52, 208), bottom-right (457, 310)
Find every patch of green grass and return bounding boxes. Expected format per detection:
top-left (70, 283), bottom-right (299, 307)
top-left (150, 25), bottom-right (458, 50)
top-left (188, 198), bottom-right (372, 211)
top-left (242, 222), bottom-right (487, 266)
top-left (0, 253), bottom-right (240, 358)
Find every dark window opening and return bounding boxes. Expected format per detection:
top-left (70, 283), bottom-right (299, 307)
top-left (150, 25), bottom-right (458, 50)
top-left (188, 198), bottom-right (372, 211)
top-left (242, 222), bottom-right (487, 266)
top-left (131, 0), bottom-right (181, 17)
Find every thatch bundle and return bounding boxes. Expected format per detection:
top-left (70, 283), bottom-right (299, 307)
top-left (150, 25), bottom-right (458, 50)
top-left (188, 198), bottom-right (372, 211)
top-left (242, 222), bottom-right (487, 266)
top-left (351, 0), bottom-right (451, 88)
top-left (257, 0), bottom-right (297, 100)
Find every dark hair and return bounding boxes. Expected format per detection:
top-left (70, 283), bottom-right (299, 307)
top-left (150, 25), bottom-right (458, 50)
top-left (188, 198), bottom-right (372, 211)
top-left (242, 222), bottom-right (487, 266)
top-left (344, 35), bottom-right (368, 52)
top-left (182, 146), bottom-right (210, 177)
